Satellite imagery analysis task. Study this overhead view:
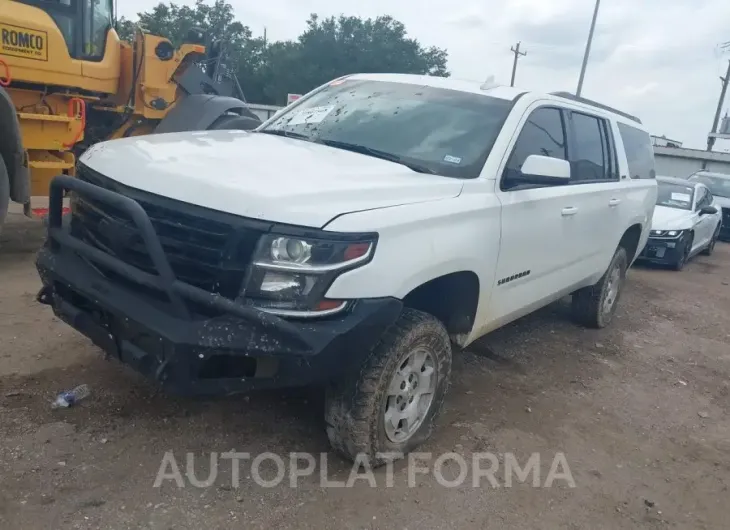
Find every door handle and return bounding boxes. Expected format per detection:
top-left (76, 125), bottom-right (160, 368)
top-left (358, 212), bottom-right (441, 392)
top-left (608, 198), bottom-right (622, 207)
top-left (561, 207), bottom-right (578, 217)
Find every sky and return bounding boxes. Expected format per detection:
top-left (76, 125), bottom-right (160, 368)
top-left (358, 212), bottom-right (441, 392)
top-left (119, 0), bottom-right (730, 150)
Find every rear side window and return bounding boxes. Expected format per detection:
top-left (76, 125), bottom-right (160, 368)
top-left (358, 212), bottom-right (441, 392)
top-left (570, 112), bottom-right (616, 181)
top-left (503, 107), bottom-right (567, 182)
top-left (618, 123), bottom-right (656, 179)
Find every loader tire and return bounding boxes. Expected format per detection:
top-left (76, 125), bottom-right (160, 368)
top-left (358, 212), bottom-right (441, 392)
top-left (0, 157), bottom-right (9, 235)
top-left (209, 114), bottom-right (261, 131)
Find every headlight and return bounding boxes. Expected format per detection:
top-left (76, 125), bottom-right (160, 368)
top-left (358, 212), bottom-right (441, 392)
top-left (241, 233), bottom-right (376, 316)
top-left (651, 229), bottom-right (682, 238)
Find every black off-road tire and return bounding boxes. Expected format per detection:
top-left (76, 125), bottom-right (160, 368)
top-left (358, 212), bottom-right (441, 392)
top-left (672, 233), bottom-right (693, 271)
top-left (0, 157), bottom-right (9, 236)
top-left (325, 308), bottom-right (452, 467)
top-left (571, 246), bottom-right (629, 329)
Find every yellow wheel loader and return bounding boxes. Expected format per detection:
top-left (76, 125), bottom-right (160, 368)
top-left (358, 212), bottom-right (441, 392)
top-left (0, 0), bottom-right (260, 230)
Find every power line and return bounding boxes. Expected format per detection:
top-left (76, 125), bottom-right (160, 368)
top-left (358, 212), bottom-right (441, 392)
top-left (510, 41), bottom-right (527, 87)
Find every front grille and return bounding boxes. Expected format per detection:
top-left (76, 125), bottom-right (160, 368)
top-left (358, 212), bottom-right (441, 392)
top-left (71, 166), bottom-right (267, 300)
top-left (722, 207), bottom-right (730, 222)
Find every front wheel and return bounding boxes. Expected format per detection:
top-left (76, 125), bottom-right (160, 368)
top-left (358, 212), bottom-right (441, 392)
top-left (571, 246), bottom-right (628, 329)
top-left (325, 308), bottom-right (452, 466)
top-left (672, 233), bottom-right (693, 271)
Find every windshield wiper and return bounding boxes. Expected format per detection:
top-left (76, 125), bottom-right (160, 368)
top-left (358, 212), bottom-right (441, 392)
top-left (257, 129), bottom-right (313, 141)
top-left (318, 139), bottom-right (439, 174)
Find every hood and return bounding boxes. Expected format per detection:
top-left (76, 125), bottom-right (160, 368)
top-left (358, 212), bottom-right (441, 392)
top-left (651, 205), bottom-right (694, 231)
top-left (80, 130), bottom-right (463, 228)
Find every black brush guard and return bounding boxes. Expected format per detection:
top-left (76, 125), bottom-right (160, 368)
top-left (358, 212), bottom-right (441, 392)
top-left (36, 175), bottom-right (401, 395)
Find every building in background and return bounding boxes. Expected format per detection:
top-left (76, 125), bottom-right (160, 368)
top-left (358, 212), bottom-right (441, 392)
top-left (653, 145), bottom-right (730, 178)
top-left (651, 135), bottom-right (683, 148)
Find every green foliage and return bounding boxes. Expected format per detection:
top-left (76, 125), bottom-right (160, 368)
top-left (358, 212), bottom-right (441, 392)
top-left (119, 1), bottom-right (449, 105)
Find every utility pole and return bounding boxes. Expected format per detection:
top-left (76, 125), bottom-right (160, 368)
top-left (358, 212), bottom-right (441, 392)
top-left (510, 42), bottom-right (527, 87)
top-left (576, 0), bottom-right (601, 96)
top-left (707, 59), bottom-right (730, 152)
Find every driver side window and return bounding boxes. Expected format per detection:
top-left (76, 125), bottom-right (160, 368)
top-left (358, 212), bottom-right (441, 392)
top-left (502, 107), bottom-right (567, 188)
top-left (82, 0), bottom-right (112, 59)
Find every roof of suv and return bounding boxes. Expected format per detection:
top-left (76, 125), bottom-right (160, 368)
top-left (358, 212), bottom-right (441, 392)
top-left (349, 73), bottom-right (643, 125)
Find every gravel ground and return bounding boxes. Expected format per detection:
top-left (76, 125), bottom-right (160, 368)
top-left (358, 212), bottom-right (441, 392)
top-left (1, 213), bottom-right (728, 530)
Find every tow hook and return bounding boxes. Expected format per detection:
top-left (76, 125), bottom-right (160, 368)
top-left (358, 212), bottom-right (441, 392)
top-left (36, 285), bottom-right (54, 306)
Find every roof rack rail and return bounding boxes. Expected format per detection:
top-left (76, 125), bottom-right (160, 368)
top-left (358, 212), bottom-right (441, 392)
top-left (550, 91), bottom-right (642, 124)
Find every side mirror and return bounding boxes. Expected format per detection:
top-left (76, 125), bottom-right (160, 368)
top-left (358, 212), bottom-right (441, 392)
top-left (700, 205), bottom-right (718, 215)
top-left (512, 155), bottom-right (571, 186)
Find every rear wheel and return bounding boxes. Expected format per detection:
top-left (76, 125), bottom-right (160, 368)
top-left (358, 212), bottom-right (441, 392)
top-left (572, 246), bottom-right (628, 329)
top-left (325, 308), bottom-right (452, 466)
top-left (0, 157), bottom-right (9, 235)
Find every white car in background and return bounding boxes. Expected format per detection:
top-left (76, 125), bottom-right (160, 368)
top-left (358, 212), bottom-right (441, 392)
top-left (688, 171), bottom-right (730, 241)
top-left (639, 176), bottom-right (722, 270)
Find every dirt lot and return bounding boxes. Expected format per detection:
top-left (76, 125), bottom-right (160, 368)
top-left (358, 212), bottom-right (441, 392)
top-left (1, 212), bottom-right (729, 530)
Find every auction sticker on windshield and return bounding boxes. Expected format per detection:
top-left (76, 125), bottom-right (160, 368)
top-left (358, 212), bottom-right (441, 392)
top-left (287, 105), bottom-right (335, 126)
top-left (671, 192), bottom-right (691, 203)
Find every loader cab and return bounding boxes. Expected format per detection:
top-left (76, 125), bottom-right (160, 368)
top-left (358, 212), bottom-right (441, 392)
top-left (16, 0), bottom-right (114, 61)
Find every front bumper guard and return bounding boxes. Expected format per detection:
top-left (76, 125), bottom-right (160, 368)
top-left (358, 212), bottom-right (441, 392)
top-left (36, 176), bottom-right (401, 395)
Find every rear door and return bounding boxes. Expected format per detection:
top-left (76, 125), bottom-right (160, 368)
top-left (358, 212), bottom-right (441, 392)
top-left (563, 110), bottom-right (624, 279)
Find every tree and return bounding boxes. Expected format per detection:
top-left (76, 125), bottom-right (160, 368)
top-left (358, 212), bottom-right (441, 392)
top-left (115, 2), bottom-right (449, 105)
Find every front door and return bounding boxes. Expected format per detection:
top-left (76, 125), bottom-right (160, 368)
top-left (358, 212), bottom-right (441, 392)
top-left (693, 186), bottom-right (714, 250)
top-left (489, 105), bottom-right (580, 330)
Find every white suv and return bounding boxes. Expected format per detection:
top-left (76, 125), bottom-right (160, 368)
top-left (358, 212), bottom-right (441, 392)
top-left (36, 74), bottom-right (658, 464)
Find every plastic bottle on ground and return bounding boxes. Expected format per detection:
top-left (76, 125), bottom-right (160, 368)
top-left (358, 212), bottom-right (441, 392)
top-left (51, 384), bottom-right (90, 408)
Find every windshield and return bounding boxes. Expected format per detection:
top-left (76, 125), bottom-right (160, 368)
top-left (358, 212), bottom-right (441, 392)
top-left (656, 181), bottom-right (694, 210)
top-left (260, 79), bottom-right (513, 178)
top-left (689, 174), bottom-right (730, 198)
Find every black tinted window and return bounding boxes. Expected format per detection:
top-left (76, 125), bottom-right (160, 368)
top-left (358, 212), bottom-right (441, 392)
top-left (262, 80), bottom-right (513, 179)
top-left (571, 112), bottom-right (611, 181)
top-left (618, 123), bottom-right (656, 179)
top-left (504, 107), bottom-right (566, 181)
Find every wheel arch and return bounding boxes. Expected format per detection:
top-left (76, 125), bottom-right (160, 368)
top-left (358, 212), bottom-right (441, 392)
top-left (402, 270), bottom-right (480, 344)
top-left (618, 223), bottom-right (643, 264)
top-left (0, 87), bottom-right (30, 203)
top-left (154, 94), bottom-right (261, 134)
